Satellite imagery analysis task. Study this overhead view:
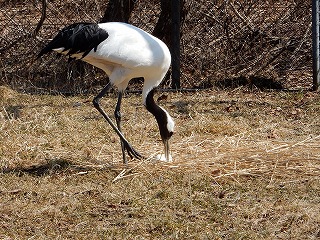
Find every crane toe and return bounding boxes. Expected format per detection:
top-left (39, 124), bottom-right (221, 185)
top-left (123, 142), bottom-right (144, 160)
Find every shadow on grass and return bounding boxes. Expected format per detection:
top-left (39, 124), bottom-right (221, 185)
top-left (1, 159), bottom-right (89, 177)
top-left (3, 105), bottom-right (23, 119)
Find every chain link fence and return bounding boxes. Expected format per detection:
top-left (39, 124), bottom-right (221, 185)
top-left (0, 0), bottom-right (313, 94)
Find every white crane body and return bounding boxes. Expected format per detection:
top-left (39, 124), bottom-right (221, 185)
top-left (38, 22), bottom-right (174, 163)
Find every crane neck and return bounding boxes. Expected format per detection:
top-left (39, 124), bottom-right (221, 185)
top-left (145, 89), bottom-right (173, 141)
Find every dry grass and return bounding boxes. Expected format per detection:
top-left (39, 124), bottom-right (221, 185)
top-left (1, 87), bottom-right (320, 239)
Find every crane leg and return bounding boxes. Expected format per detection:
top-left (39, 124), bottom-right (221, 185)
top-left (114, 91), bottom-right (127, 164)
top-left (93, 83), bottom-right (143, 162)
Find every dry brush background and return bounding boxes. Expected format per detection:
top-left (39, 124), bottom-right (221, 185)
top-left (0, 0), bottom-right (313, 92)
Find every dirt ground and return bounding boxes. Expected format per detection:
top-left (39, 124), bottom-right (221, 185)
top-left (0, 87), bottom-right (320, 239)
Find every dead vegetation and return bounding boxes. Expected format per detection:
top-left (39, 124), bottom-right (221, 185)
top-left (0, 88), bottom-right (320, 239)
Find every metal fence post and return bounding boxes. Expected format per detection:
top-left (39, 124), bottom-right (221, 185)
top-left (312, 0), bottom-right (320, 91)
top-left (171, 0), bottom-right (181, 89)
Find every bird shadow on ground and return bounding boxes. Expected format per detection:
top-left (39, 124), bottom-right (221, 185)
top-left (1, 158), bottom-right (97, 177)
top-left (2, 105), bottom-right (23, 119)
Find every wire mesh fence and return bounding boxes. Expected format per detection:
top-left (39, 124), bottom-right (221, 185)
top-left (0, 0), bottom-right (313, 94)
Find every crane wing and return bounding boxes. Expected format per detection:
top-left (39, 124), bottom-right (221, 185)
top-left (37, 23), bottom-right (109, 59)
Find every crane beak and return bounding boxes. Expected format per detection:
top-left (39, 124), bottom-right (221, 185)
top-left (163, 139), bottom-right (170, 162)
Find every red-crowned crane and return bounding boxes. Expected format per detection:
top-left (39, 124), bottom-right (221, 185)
top-left (37, 22), bottom-right (174, 163)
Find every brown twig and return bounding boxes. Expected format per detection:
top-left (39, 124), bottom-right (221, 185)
top-left (34, 0), bottom-right (47, 37)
